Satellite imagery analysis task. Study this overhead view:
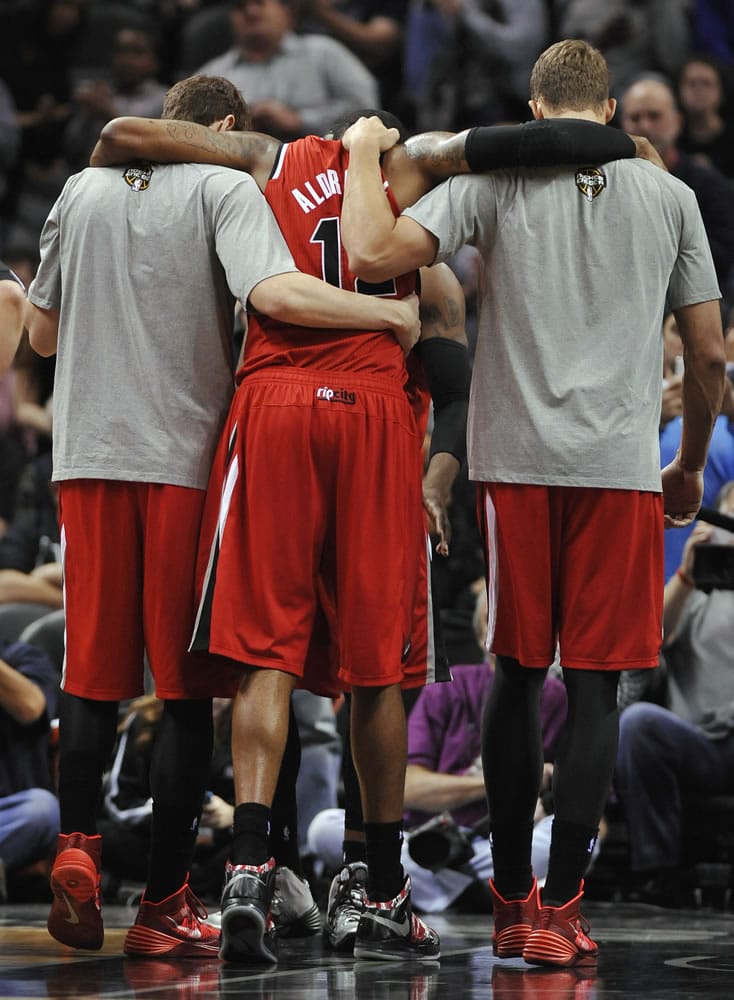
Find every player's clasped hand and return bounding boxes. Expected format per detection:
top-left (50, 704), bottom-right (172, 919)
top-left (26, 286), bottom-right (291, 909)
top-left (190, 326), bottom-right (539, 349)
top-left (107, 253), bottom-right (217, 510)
top-left (341, 115), bottom-right (400, 153)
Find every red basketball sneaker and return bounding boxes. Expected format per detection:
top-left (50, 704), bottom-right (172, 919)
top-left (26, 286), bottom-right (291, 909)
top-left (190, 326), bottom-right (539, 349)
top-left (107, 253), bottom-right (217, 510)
top-left (124, 882), bottom-right (220, 958)
top-left (47, 832), bottom-right (103, 950)
top-left (522, 884), bottom-right (598, 969)
top-left (489, 877), bottom-right (539, 958)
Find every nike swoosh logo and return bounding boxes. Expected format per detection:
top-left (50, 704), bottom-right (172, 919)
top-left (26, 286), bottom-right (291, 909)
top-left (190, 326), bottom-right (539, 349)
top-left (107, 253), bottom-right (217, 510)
top-left (367, 913), bottom-right (409, 937)
top-left (61, 891), bottom-right (80, 925)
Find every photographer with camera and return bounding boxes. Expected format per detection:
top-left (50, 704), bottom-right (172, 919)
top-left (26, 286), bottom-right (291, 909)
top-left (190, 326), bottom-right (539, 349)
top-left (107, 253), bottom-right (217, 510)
top-left (615, 480), bottom-right (734, 906)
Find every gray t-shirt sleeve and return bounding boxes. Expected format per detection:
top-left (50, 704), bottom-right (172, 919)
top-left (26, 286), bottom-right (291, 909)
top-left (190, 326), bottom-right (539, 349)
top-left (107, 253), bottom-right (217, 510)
top-left (666, 185), bottom-right (721, 311)
top-left (209, 173), bottom-right (298, 303)
top-left (28, 192), bottom-right (64, 311)
top-left (404, 175), bottom-right (500, 262)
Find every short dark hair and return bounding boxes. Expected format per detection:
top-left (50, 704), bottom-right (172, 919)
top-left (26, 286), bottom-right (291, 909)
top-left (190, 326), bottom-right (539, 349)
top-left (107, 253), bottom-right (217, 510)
top-left (530, 39), bottom-right (609, 113)
top-left (162, 75), bottom-right (251, 131)
top-left (325, 108), bottom-right (409, 142)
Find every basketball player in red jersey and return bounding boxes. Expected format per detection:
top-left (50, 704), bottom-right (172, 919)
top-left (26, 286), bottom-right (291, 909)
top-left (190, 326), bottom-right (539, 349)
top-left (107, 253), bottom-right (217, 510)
top-left (91, 83), bottom-right (648, 964)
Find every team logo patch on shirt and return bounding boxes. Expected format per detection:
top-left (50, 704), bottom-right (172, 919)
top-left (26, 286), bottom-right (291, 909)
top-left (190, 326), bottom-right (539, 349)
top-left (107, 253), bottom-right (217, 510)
top-left (315, 386), bottom-right (356, 405)
top-left (123, 165), bottom-right (153, 192)
top-left (575, 166), bottom-right (606, 202)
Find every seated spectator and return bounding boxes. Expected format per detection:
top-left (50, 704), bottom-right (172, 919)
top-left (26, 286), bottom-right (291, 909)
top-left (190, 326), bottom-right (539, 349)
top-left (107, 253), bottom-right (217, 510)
top-left (620, 75), bottom-right (734, 303)
top-left (0, 453), bottom-right (62, 639)
top-left (677, 54), bottom-right (734, 180)
top-left (297, 0), bottom-right (408, 116)
top-left (64, 27), bottom-right (167, 173)
top-left (0, 637), bottom-right (60, 902)
top-left (615, 481), bottom-right (734, 906)
top-left (659, 312), bottom-right (734, 581)
top-left (307, 591), bottom-right (570, 913)
top-left (195, 0), bottom-right (379, 139)
top-left (406, 0), bottom-right (549, 131)
top-left (552, 0), bottom-right (691, 99)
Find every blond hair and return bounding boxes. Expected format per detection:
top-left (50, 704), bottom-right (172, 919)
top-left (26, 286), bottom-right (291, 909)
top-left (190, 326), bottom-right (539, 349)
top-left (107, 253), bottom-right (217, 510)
top-left (530, 40), bottom-right (609, 113)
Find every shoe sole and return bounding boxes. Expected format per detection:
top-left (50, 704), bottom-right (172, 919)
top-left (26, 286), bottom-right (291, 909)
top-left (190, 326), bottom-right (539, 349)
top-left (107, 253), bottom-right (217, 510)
top-left (124, 925), bottom-right (220, 958)
top-left (324, 927), bottom-right (358, 952)
top-left (220, 904), bottom-right (278, 963)
top-left (523, 930), bottom-right (598, 968)
top-left (353, 942), bottom-right (441, 962)
top-left (51, 850), bottom-right (98, 901)
top-left (493, 924), bottom-right (532, 958)
top-left (48, 851), bottom-right (103, 950)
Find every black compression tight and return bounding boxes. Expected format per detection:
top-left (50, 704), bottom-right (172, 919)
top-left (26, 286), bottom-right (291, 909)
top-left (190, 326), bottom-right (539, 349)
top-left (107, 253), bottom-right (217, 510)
top-left (146, 698), bottom-right (214, 900)
top-left (57, 691), bottom-right (119, 834)
top-left (553, 667), bottom-right (621, 827)
top-left (482, 657), bottom-right (621, 895)
top-left (481, 657), bottom-right (546, 893)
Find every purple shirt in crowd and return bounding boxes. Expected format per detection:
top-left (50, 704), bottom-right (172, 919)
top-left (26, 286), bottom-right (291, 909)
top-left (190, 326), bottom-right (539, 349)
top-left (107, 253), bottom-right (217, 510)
top-left (405, 662), bottom-right (567, 829)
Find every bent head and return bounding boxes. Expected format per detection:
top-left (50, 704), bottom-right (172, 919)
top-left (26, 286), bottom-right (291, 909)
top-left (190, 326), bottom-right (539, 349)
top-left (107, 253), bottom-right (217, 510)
top-left (162, 74), bottom-right (251, 131)
top-left (325, 108), bottom-right (409, 142)
top-left (529, 40), bottom-right (614, 123)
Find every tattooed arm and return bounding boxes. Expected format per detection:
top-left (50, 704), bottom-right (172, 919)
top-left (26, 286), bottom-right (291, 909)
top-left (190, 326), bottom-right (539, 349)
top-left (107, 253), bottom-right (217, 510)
top-left (90, 117), bottom-right (280, 191)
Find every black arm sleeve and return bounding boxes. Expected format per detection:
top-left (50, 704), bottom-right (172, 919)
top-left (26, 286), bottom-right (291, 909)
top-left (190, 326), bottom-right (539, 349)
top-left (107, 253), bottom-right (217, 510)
top-left (415, 337), bottom-right (471, 463)
top-left (464, 119), bottom-right (636, 172)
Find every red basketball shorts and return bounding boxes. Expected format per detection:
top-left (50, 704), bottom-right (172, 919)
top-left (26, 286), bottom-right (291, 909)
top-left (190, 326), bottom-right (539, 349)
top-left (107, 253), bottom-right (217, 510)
top-left (191, 369), bottom-right (425, 693)
top-left (298, 527), bottom-right (451, 697)
top-left (59, 480), bottom-right (241, 701)
top-left (478, 482), bottom-right (664, 670)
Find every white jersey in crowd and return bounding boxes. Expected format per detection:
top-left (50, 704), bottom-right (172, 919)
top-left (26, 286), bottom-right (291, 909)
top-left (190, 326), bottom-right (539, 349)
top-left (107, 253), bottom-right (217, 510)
top-left (405, 157), bottom-right (720, 493)
top-left (29, 162), bottom-right (297, 489)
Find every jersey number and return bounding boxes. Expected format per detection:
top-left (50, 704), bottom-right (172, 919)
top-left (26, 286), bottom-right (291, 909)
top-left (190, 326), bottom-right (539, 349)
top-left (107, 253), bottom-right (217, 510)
top-left (310, 217), bottom-right (397, 296)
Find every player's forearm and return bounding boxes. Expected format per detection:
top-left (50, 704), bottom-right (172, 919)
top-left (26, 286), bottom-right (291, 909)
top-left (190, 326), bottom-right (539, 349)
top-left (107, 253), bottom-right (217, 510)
top-left (462, 119), bottom-right (636, 173)
top-left (342, 137), bottom-right (401, 274)
top-left (92, 117), bottom-right (244, 169)
top-left (26, 302), bottom-right (58, 357)
top-left (251, 271), bottom-right (408, 333)
top-left (675, 300), bottom-right (727, 472)
top-left (424, 451), bottom-right (461, 499)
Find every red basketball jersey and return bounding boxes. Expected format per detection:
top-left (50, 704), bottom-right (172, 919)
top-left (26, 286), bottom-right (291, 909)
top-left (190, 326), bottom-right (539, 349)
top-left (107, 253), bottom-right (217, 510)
top-left (237, 136), bottom-right (418, 382)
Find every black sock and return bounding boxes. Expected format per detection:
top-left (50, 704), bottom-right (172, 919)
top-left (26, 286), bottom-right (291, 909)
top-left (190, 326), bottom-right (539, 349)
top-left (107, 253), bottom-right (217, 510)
top-left (231, 803), bottom-right (272, 867)
top-left (269, 818), bottom-right (301, 873)
top-left (542, 819), bottom-right (597, 906)
top-left (343, 838), bottom-right (367, 865)
top-left (269, 704), bottom-right (302, 873)
top-left (364, 820), bottom-right (404, 901)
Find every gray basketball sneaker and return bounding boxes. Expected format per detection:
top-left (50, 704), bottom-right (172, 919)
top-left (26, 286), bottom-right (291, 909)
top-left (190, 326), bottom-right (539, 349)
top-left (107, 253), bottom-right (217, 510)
top-left (324, 862), bottom-right (368, 952)
top-left (354, 875), bottom-right (440, 961)
top-left (270, 866), bottom-right (322, 938)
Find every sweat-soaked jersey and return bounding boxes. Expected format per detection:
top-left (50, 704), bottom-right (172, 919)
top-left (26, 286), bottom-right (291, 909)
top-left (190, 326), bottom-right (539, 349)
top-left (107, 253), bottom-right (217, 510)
top-left (237, 135), bottom-right (418, 383)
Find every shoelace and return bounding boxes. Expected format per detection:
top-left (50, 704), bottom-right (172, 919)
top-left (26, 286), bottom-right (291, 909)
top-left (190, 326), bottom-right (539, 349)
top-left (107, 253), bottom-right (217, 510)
top-left (184, 886), bottom-right (209, 922)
